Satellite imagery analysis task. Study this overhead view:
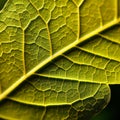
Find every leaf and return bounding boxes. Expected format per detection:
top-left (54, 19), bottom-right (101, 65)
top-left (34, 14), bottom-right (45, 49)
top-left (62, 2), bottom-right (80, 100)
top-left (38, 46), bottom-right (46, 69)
top-left (0, 0), bottom-right (120, 119)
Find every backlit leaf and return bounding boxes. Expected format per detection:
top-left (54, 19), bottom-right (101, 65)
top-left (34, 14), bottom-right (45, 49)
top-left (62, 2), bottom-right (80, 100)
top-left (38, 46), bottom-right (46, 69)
top-left (0, 0), bottom-right (120, 120)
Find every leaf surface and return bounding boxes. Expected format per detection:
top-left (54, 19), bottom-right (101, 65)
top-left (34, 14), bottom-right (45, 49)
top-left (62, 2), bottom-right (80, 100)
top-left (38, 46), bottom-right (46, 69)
top-left (0, 0), bottom-right (120, 119)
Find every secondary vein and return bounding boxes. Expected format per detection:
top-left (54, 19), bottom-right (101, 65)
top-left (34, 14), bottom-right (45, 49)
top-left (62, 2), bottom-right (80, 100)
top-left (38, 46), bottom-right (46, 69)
top-left (0, 19), bottom-right (119, 101)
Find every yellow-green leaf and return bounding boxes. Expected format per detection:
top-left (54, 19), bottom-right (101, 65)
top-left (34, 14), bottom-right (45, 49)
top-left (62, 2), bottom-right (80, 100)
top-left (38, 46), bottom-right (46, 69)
top-left (0, 0), bottom-right (120, 120)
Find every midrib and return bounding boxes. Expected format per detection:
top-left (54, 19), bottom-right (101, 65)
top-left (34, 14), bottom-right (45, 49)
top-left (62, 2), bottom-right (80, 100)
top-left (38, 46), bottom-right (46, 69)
top-left (0, 19), bottom-right (120, 101)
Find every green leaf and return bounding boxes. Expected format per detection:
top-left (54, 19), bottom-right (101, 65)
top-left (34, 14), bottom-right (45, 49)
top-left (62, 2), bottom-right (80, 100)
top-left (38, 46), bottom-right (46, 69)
top-left (0, 0), bottom-right (120, 119)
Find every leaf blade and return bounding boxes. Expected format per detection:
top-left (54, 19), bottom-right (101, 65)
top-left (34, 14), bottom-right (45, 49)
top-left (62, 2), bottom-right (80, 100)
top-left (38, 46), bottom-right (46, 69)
top-left (0, 0), bottom-right (120, 119)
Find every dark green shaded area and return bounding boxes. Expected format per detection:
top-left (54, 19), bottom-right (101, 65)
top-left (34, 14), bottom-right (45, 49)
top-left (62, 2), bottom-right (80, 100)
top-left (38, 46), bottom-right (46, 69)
top-left (0, 0), bottom-right (7, 10)
top-left (91, 85), bottom-right (120, 120)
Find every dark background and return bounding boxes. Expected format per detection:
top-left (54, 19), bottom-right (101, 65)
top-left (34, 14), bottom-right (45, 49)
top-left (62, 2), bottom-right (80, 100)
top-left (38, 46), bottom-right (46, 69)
top-left (0, 0), bottom-right (7, 10)
top-left (91, 85), bottom-right (120, 120)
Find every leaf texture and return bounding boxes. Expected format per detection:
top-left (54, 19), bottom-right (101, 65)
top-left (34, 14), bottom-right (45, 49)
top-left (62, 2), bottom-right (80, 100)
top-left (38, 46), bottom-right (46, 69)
top-left (0, 0), bottom-right (120, 120)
